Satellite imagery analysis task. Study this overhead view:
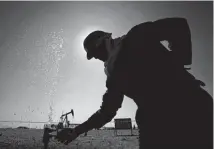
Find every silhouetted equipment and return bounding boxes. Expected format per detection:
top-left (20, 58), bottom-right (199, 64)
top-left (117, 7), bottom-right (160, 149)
top-left (114, 118), bottom-right (133, 136)
top-left (42, 109), bottom-right (75, 149)
top-left (17, 126), bottom-right (29, 129)
top-left (60, 109), bottom-right (74, 128)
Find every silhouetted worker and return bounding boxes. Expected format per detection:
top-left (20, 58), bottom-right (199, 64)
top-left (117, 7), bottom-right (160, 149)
top-left (57, 17), bottom-right (213, 149)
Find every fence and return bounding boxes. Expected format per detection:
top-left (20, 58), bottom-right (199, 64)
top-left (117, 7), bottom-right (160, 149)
top-left (0, 119), bottom-right (138, 129)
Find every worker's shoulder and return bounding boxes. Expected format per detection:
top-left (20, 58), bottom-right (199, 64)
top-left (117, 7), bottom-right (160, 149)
top-left (113, 21), bottom-right (154, 43)
top-left (124, 21), bottom-right (154, 40)
top-left (129, 21), bottom-right (153, 31)
top-left (129, 17), bottom-right (187, 31)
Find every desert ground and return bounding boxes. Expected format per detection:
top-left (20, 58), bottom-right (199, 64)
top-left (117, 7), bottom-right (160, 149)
top-left (0, 128), bottom-right (139, 149)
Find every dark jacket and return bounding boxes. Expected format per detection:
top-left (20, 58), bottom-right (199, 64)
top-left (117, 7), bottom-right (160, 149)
top-left (75, 18), bottom-right (213, 145)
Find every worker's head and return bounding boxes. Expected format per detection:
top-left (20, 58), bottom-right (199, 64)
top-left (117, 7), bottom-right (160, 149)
top-left (83, 30), bottom-right (112, 62)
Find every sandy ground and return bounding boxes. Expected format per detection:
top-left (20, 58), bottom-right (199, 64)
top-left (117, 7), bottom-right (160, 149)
top-left (0, 128), bottom-right (139, 149)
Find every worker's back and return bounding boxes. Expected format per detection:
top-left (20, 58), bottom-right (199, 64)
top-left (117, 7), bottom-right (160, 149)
top-left (106, 21), bottom-right (213, 147)
top-left (108, 22), bottom-right (181, 100)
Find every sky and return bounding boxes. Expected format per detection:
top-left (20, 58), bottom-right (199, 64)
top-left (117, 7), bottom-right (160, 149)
top-left (0, 1), bottom-right (213, 128)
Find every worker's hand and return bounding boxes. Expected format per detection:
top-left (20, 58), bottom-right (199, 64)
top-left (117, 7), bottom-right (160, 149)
top-left (56, 128), bottom-right (79, 145)
top-left (56, 128), bottom-right (72, 142)
top-left (63, 129), bottom-right (79, 145)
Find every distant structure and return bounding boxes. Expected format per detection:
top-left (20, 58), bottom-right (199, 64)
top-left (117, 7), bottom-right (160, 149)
top-left (114, 118), bottom-right (133, 136)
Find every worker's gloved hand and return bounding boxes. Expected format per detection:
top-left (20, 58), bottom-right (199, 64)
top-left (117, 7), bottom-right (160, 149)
top-left (56, 128), bottom-right (79, 145)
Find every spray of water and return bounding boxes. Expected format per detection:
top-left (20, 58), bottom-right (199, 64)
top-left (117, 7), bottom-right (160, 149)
top-left (11, 25), bottom-right (66, 125)
top-left (42, 29), bottom-right (65, 123)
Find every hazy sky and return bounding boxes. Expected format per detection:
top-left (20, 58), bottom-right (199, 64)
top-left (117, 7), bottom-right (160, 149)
top-left (0, 1), bottom-right (212, 128)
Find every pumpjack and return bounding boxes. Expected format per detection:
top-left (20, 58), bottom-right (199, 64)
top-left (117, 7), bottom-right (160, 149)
top-left (42, 109), bottom-right (74, 149)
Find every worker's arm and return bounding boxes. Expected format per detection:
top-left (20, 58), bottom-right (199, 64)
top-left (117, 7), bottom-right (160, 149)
top-left (152, 17), bottom-right (192, 65)
top-left (74, 87), bottom-right (124, 135)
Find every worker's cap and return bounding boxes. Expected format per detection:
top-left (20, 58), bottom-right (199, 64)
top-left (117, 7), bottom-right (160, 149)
top-left (83, 30), bottom-right (112, 60)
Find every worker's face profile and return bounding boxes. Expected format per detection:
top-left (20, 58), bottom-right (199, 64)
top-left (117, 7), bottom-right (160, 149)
top-left (92, 40), bottom-right (108, 61)
top-left (90, 36), bottom-right (107, 59)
